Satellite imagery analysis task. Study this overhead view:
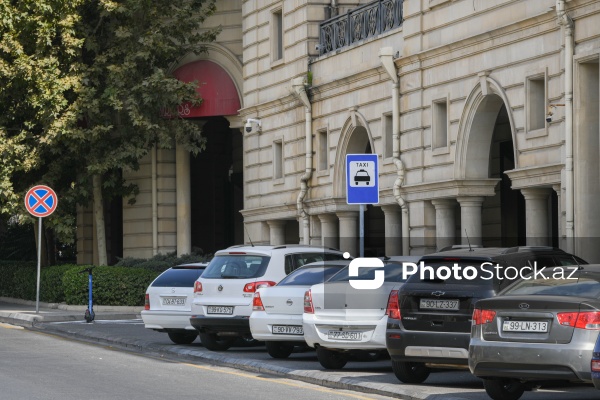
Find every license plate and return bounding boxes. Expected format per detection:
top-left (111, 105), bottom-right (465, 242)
top-left (162, 297), bottom-right (186, 306)
top-left (207, 306), bottom-right (234, 315)
top-left (420, 298), bottom-right (459, 310)
top-left (502, 320), bottom-right (548, 332)
top-left (327, 330), bottom-right (362, 341)
top-left (272, 325), bottom-right (303, 335)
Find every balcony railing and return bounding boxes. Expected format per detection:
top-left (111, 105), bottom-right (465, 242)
top-left (319, 0), bottom-right (403, 56)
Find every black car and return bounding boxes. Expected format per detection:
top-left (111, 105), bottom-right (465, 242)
top-left (385, 246), bottom-right (586, 384)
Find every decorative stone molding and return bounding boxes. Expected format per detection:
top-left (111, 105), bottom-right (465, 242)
top-left (400, 179), bottom-right (500, 202)
top-left (504, 164), bottom-right (563, 190)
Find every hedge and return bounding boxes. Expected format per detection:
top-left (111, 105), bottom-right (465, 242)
top-left (0, 252), bottom-right (210, 306)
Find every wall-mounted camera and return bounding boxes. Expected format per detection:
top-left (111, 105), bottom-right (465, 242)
top-left (546, 103), bottom-right (565, 124)
top-left (245, 118), bottom-right (262, 133)
top-left (546, 114), bottom-right (552, 123)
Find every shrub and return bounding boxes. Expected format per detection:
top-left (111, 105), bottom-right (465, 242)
top-left (63, 266), bottom-right (160, 306)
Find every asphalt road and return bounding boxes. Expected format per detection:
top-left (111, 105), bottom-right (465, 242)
top-left (0, 323), bottom-right (393, 400)
top-left (18, 319), bottom-right (600, 400)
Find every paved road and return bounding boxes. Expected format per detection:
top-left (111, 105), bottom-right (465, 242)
top-left (0, 323), bottom-right (393, 400)
top-left (29, 318), bottom-right (600, 400)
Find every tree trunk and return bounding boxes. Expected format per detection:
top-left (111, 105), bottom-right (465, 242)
top-left (46, 228), bottom-right (56, 265)
top-left (92, 174), bottom-right (108, 266)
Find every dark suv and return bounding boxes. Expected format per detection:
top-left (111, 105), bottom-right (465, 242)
top-left (385, 246), bottom-right (586, 383)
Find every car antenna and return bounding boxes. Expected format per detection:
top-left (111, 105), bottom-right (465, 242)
top-left (464, 229), bottom-right (473, 252)
top-left (244, 224), bottom-right (254, 247)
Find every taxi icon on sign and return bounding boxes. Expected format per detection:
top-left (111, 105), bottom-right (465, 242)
top-left (354, 169), bottom-right (370, 185)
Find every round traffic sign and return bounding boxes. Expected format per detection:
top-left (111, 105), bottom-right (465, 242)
top-left (25, 185), bottom-right (58, 217)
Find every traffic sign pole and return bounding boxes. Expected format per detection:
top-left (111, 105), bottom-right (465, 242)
top-left (36, 218), bottom-right (42, 313)
top-left (24, 185), bottom-right (58, 314)
top-left (359, 204), bottom-right (365, 257)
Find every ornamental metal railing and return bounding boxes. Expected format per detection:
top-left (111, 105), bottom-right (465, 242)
top-left (319, 0), bottom-right (403, 56)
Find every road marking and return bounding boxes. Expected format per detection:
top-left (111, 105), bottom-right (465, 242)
top-left (0, 323), bottom-right (24, 330)
top-left (182, 362), bottom-right (379, 400)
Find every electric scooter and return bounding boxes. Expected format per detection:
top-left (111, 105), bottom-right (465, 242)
top-left (79, 267), bottom-right (95, 323)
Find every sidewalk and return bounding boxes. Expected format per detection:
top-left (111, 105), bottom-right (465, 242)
top-left (0, 297), bottom-right (142, 327)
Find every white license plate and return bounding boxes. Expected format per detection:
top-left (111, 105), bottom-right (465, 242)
top-left (420, 298), bottom-right (459, 310)
top-left (272, 325), bottom-right (303, 335)
top-left (207, 306), bottom-right (234, 315)
top-left (162, 297), bottom-right (186, 306)
top-left (502, 320), bottom-right (548, 332)
top-left (327, 330), bottom-right (362, 341)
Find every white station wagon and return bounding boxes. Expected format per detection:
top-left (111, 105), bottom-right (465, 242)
top-left (190, 245), bottom-right (345, 351)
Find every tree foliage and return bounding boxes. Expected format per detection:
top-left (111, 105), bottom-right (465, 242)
top-left (0, 0), bottom-right (219, 258)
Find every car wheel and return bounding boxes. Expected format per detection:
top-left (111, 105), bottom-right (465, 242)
top-left (316, 347), bottom-right (347, 369)
top-left (483, 378), bottom-right (526, 400)
top-left (391, 361), bottom-right (430, 383)
top-left (265, 341), bottom-right (295, 359)
top-left (199, 332), bottom-right (235, 351)
top-left (167, 331), bottom-right (198, 345)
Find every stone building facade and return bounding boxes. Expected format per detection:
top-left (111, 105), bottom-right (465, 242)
top-left (77, 0), bottom-right (600, 264)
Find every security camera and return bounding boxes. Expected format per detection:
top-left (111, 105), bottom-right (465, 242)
top-left (546, 115), bottom-right (552, 123)
top-left (245, 118), bottom-right (261, 133)
top-left (315, 44), bottom-right (321, 51)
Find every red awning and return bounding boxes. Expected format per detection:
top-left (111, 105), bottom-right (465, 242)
top-left (172, 60), bottom-right (240, 118)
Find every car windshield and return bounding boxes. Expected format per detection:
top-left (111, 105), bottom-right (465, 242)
top-left (151, 268), bottom-right (205, 287)
top-left (502, 270), bottom-right (600, 298)
top-left (277, 265), bottom-right (345, 286)
top-left (328, 262), bottom-right (408, 283)
top-left (201, 255), bottom-right (271, 279)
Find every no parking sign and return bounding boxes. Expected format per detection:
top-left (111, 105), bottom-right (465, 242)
top-left (24, 184), bottom-right (58, 313)
top-left (25, 185), bottom-right (58, 217)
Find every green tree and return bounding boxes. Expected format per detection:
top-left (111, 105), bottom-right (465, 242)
top-left (1, 0), bottom-right (219, 265)
top-left (0, 0), bottom-right (85, 262)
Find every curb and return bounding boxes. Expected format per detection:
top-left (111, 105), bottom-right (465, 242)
top-left (31, 323), bottom-right (473, 400)
top-left (0, 297), bottom-right (143, 313)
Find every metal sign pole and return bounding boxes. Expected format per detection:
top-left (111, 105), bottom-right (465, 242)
top-left (36, 217), bottom-right (42, 313)
top-left (359, 203), bottom-right (365, 257)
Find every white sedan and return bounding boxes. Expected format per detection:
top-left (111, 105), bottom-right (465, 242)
top-left (249, 261), bottom-right (350, 358)
top-left (303, 256), bottom-right (420, 369)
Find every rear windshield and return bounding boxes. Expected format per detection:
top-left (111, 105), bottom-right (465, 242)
top-left (277, 265), bottom-right (345, 286)
top-left (201, 255), bottom-right (271, 279)
top-left (328, 262), bottom-right (408, 283)
top-left (151, 268), bottom-right (205, 287)
top-left (502, 270), bottom-right (600, 298)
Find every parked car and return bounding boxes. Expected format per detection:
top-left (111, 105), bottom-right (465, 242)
top-left (386, 246), bottom-right (587, 384)
top-left (141, 262), bottom-right (208, 344)
top-left (250, 260), bottom-right (351, 358)
top-left (190, 245), bottom-right (346, 351)
top-left (303, 256), bottom-right (421, 369)
top-left (469, 264), bottom-right (600, 400)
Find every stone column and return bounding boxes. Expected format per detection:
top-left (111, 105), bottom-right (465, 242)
top-left (431, 199), bottom-right (456, 251)
top-left (521, 188), bottom-right (551, 246)
top-left (381, 205), bottom-right (402, 256)
top-left (336, 211), bottom-right (358, 256)
top-left (457, 196), bottom-right (484, 246)
top-left (176, 143), bottom-right (191, 256)
top-left (267, 220), bottom-right (287, 246)
top-left (319, 214), bottom-right (339, 249)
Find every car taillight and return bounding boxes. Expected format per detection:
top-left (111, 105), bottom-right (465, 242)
top-left (592, 360), bottom-right (600, 372)
top-left (252, 292), bottom-right (265, 311)
top-left (243, 281), bottom-right (276, 293)
top-left (557, 312), bottom-right (600, 329)
top-left (386, 290), bottom-right (401, 320)
top-left (144, 294), bottom-right (150, 310)
top-left (472, 309), bottom-right (496, 325)
top-left (304, 290), bottom-right (314, 314)
top-left (194, 281), bottom-right (203, 293)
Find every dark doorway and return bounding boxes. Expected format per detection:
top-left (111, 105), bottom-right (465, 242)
top-left (190, 117), bottom-right (243, 254)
